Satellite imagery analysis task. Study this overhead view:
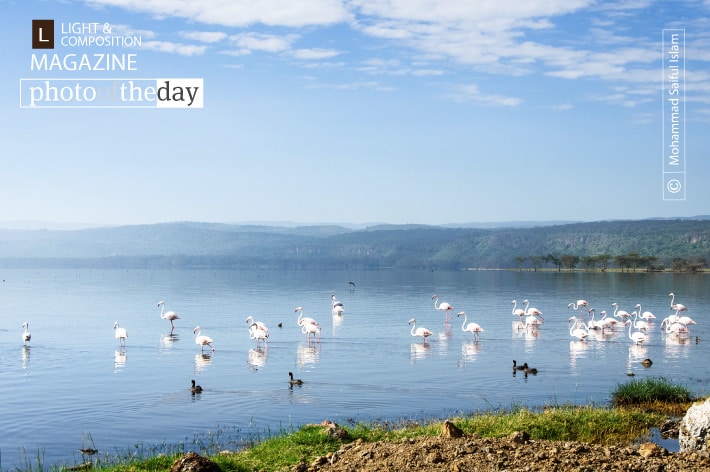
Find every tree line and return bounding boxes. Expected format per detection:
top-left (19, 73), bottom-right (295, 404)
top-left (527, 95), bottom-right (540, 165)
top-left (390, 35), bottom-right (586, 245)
top-left (514, 253), bottom-right (708, 272)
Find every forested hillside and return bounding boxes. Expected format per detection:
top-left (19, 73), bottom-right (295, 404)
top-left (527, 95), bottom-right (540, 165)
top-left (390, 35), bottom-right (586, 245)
top-left (0, 219), bottom-right (708, 270)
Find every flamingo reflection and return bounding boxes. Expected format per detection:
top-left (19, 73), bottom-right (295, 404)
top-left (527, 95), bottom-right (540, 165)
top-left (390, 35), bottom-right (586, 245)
top-left (247, 347), bottom-right (268, 371)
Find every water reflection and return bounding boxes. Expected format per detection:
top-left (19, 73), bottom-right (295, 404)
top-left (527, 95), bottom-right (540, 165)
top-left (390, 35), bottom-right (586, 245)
top-left (194, 353), bottom-right (212, 373)
top-left (114, 349), bottom-right (127, 371)
top-left (663, 332), bottom-right (691, 358)
top-left (296, 343), bottom-right (320, 366)
top-left (159, 334), bottom-right (179, 353)
top-left (410, 342), bottom-right (431, 363)
top-left (458, 340), bottom-right (480, 366)
top-left (331, 314), bottom-right (343, 335)
top-left (22, 345), bottom-right (31, 370)
top-left (569, 340), bottom-right (589, 371)
top-left (247, 347), bottom-right (268, 371)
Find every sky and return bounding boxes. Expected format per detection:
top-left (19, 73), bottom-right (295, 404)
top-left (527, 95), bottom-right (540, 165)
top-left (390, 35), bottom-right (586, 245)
top-left (1, 0), bottom-right (709, 227)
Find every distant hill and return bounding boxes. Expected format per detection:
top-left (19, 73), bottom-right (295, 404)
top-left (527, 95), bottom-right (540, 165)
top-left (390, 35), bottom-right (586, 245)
top-left (0, 218), bottom-right (708, 270)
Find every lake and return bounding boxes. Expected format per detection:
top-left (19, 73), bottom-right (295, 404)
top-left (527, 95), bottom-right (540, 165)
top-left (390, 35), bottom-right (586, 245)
top-left (0, 269), bottom-right (707, 469)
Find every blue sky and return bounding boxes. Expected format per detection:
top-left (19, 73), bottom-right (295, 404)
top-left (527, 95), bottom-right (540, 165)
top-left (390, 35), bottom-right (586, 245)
top-left (1, 0), bottom-right (709, 227)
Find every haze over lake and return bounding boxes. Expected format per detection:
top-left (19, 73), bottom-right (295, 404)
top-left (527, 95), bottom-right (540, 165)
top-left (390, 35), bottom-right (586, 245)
top-left (0, 268), bottom-right (707, 469)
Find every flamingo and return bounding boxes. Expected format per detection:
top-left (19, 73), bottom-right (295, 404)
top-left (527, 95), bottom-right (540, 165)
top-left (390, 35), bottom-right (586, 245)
top-left (586, 308), bottom-right (605, 330)
top-left (193, 325), bottom-right (214, 352)
top-left (568, 316), bottom-right (588, 340)
top-left (246, 316), bottom-right (268, 333)
top-left (669, 292), bottom-right (687, 312)
top-left (157, 300), bottom-right (180, 333)
top-left (631, 311), bottom-right (649, 332)
top-left (294, 307), bottom-right (318, 327)
top-left (288, 372), bottom-right (303, 386)
top-left (432, 295), bottom-right (454, 321)
top-left (408, 318), bottom-right (433, 343)
top-left (191, 379), bottom-right (203, 394)
top-left (511, 300), bottom-right (526, 318)
top-left (635, 303), bottom-right (656, 321)
top-left (249, 322), bottom-right (269, 347)
top-left (457, 311), bottom-right (484, 341)
top-left (628, 312), bottom-right (649, 344)
top-left (331, 294), bottom-right (344, 315)
top-left (611, 302), bottom-right (631, 322)
top-left (22, 322), bottom-right (31, 344)
top-left (568, 299), bottom-right (589, 311)
top-left (301, 320), bottom-right (321, 343)
top-left (113, 321), bottom-right (127, 346)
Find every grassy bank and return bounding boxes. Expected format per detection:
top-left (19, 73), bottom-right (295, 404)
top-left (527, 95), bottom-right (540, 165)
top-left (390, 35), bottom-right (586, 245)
top-left (28, 379), bottom-right (699, 472)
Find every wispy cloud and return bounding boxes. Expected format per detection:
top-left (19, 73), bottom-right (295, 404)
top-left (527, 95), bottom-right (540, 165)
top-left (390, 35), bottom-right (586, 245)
top-left (292, 48), bottom-right (342, 60)
top-left (179, 31), bottom-right (228, 43)
top-left (228, 32), bottom-right (298, 55)
top-left (142, 41), bottom-right (207, 56)
top-left (450, 84), bottom-right (522, 107)
top-left (85, 0), bottom-right (351, 27)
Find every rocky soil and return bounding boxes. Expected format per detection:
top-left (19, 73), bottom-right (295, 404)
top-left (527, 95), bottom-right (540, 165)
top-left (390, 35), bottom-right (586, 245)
top-left (292, 422), bottom-right (710, 472)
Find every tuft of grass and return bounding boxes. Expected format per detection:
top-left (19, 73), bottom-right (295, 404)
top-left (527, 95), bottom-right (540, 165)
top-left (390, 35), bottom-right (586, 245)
top-left (611, 377), bottom-right (693, 408)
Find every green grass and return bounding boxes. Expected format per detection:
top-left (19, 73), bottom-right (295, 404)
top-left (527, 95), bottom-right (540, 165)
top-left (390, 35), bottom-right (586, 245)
top-left (611, 377), bottom-right (693, 408)
top-left (20, 381), bottom-right (699, 472)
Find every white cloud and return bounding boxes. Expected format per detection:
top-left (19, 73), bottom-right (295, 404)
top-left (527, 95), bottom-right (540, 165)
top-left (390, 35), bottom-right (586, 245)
top-left (180, 31), bottom-right (228, 43)
top-left (292, 48), bottom-right (342, 60)
top-left (142, 40), bottom-right (207, 56)
top-left (85, 0), bottom-right (351, 26)
top-left (229, 32), bottom-right (298, 54)
top-left (451, 84), bottom-right (522, 107)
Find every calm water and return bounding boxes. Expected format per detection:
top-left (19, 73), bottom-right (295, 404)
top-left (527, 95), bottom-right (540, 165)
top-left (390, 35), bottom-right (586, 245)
top-left (0, 269), bottom-right (708, 469)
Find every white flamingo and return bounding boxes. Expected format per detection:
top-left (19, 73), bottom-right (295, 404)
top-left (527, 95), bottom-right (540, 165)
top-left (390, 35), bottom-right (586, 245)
top-left (157, 300), bottom-right (180, 333)
top-left (114, 321), bottom-right (127, 346)
top-left (331, 294), bottom-right (344, 315)
top-left (302, 320), bottom-right (321, 343)
top-left (635, 303), bottom-right (656, 321)
top-left (432, 295), bottom-right (454, 321)
top-left (249, 322), bottom-right (269, 347)
top-left (611, 302), bottom-right (631, 321)
top-left (631, 311), bottom-right (649, 331)
top-left (294, 306), bottom-right (318, 327)
top-left (22, 322), bottom-right (31, 344)
top-left (408, 318), bottom-right (433, 343)
top-left (193, 325), bottom-right (214, 352)
top-left (568, 299), bottom-right (589, 311)
top-left (669, 292), bottom-right (687, 312)
top-left (246, 316), bottom-right (268, 332)
top-left (628, 312), bottom-right (649, 344)
top-left (586, 308), bottom-right (605, 330)
top-left (568, 316), bottom-right (588, 340)
top-left (458, 311), bottom-right (484, 341)
top-left (511, 300), bottom-right (526, 318)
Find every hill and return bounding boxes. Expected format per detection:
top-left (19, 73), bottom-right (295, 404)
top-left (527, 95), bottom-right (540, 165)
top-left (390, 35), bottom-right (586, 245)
top-left (0, 219), bottom-right (708, 270)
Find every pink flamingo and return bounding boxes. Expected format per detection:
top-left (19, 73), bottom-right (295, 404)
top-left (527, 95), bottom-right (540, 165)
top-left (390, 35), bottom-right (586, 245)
top-left (246, 316), bottom-right (268, 332)
top-left (193, 326), bottom-right (214, 352)
top-left (157, 300), bottom-right (180, 333)
top-left (432, 294), bottom-right (454, 320)
top-left (302, 320), bottom-right (321, 344)
top-left (669, 292), bottom-right (687, 312)
top-left (628, 313), bottom-right (649, 344)
top-left (249, 322), bottom-right (269, 347)
top-left (511, 300), bottom-right (526, 318)
top-left (409, 318), bottom-right (433, 343)
top-left (458, 311), bottom-right (484, 341)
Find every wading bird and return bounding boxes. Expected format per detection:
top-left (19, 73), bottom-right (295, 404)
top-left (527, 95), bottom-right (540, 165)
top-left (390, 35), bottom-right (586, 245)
top-left (669, 292), bottom-right (687, 312)
top-left (114, 322), bottom-right (127, 346)
top-left (157, 300), bottom-right (180, 333)
top-left (294, 306), bottom-right (318, 327)
top-left (408, 318), bottom-right (433, 343)
top-left (249, 322), bottom-right (269, 347)
top-left (246, 316), bottom-right (268, 333)
top-left (22, 322), bottom-right (31, 345)
top-left (628, 313), bottom-right (649, 345)
top-left (432, 295), bottom-right (454, 321)
top-left (331, 294), bottom-right (344, 315)
top-left (458, 311), bottom-right (484, 341)
top-left (193, 326), bottom-right (214, 352)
